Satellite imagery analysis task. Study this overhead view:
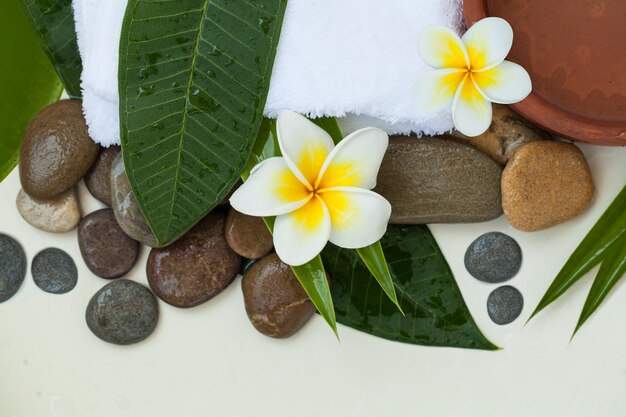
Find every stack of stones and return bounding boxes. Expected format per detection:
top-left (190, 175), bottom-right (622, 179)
top-left (14, 99), bottom-right (315, 344)
top-left (375, 104), bottom-right (595, 231)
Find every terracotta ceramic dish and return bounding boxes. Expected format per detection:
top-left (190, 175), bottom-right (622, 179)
top-left (464, 0), bottom-right (626, 146)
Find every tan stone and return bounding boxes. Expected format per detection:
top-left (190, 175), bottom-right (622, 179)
top-left (456, 104), bottom-right (550, 164)
top-left (502, 141), bottom-right (594, 232)
top-left (16, 188), bottom-right (81, 233)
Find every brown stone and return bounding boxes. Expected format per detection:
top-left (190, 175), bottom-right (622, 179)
top-left (16, 188), bottom-right (81, 233)
top-left (147, 212), bottom-right (242, 308)
top-left (78, 208), bottom-right (140, 279)
top-left (502, 141), bottom-right (594, 232)
top-left (374, 136), bottom-right (503, 224)
top-left (225, 208), bottom-right (273, 259)
top-left (242, 253), bottom-right (315, 338)
top-left (110, 154), bottom-right (159, 247)
top-left (456, 104), bottom-right (550, 164)
top-left (19, 100), bottom-right (99, 199)
top-left (85, 145), bottom-right (121, 205)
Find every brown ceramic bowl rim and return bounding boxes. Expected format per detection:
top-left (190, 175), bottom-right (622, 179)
top-left (463, 0), bottom-right (626, 146)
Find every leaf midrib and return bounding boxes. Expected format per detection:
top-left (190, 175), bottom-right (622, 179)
top-left (163, 0), bottom-right (211, 242)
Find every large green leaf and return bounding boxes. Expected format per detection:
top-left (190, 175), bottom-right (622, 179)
top-left (322, 225), bottom-right (498, 350)
top-left (529, 185), bottom-right (626, 321)
top-left (21, 0), bottom-right (82, 98)
top-left (0, 0), bottom-right (63, 183)
top-left (119, 0), bottom-right (287, 246)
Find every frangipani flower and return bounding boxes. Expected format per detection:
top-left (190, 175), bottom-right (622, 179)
top-left (415, 17), bottom-right (532, 137)
top-left (231, 111), bottom-right (392, 266)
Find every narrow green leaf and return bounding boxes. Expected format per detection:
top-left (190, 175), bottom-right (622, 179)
top-left (0, 0), bottom-right (63, 183)
top-left (573, 233), bottom-right (626, 337)
top-left (529, 185), bottom-right (626, 321)
top-left (311, 117), bottom-right (343, 144)
top-left (356, 242), bottom-right (403, 313)
top-left (322, 225), bottom-right (498, 350)
top-left (119, 0), bottom-right (288, 246)
top-left (20, 0), bottom-right (83, 98)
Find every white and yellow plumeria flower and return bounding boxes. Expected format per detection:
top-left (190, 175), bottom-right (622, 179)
top-left (231, 110), bottom-right (392, 266)
top-left (415, 17), bottom-right (532, 137)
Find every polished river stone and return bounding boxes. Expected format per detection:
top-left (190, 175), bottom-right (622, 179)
top-left (32, 248), bottom-right (78, 294)
top-left (0, 234), bottom-right (27, 302)
top-left (465, 232), bottom-right (522, 283)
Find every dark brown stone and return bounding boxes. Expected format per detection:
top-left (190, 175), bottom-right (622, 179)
top-left (225, 208), bottom-right (273, 259)
top-left (242, 253), bottom-right (316, 338)
top-left (85, 145), bottom-right (121, 205)
top-left (147, 212), bottom-right (242, 308)
top-left (374, 136), bottom-right (503, 224)
top-left (78, 208), bottom-right (140, 279)
top-left (19, 100), bottom-right (99, 199)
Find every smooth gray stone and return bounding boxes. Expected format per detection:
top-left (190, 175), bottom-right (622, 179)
top-left (0, 234), bottom-right (27, 302)
top-left (374, 136), bottom-right (503, 224)
top-left (32, 248), bottom-right (78, 294)
top-left (85, 279), bottom-right (159, 345)
top-left (465, 232), bottom-right (522, 283)
top-left (487, 286), bottom-right (524, 325)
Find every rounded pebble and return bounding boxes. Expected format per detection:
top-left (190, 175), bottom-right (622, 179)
top-left (225, 208), bottom-right (273, 259)
top-left (19, 100), bottom-right (100, 199)
top-left (0, 234), bottom-right (27, 302)
top-left (110, 154), bottom-right (159, 247)
top-left (16, 188), bottom-right (81, 233)
top-left (32, 248), bottom-right (78, 294)
top-left (85, 279), bottom-right (159, 345)
top-left (147, 212), bottom-right (242, 308)
top-left (85, 145), bottom-right (120, 205)
top-left (502, 141), bottom-right (594, 231)
top-left (242, 253), bottom-right (316, 338)
top-left (487, 286), bottom-right (524, 325)
top-left (78, 208), bottom-right (140, 279)
top-left (465, 232), bottom-right (522, 283)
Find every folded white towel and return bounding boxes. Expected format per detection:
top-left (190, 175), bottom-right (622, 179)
top-left (73, 0), bottom-right (464, 146)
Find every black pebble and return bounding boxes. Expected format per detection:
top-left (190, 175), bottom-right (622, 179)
top-left (465, 232), bottom-right (522, 283)
top-left (0, 234), bottom-right (27, 302)
top-left (32, 248), bottom-right (78, 294)
top-left (86, 279), bottom-right (159, 345)
top-left (487, 285), bottom-right (524, 325)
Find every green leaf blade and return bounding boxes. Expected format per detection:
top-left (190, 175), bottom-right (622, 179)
top-left (322, 225), bottom-right (498, 350)
top-left (20, 0), bottom-right (83, 98)
top-left (119, 0), bottom-right (287, 246)
top-left (530, 185), bottom-right (626, 321)
top-left (356, 242), bottom-right (403, 314)
top-left (574, 233), bottom-right (626, 336)
top-left (0, 0), bottom-right (63, 183)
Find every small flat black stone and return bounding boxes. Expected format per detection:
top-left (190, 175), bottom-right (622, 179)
top-left (0, 234), bottom-right (27, 302)
top-left (32, 248), bottom-right (78, 294)
top-left (465, 232), bottom-right (522, 283)
top-left (86, 279), bottom-right (159, 345)
top-left (487, 285), bottom-right (524, 325)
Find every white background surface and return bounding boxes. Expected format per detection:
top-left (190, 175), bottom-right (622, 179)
top-left (0, 143), bottom-right (625, 417)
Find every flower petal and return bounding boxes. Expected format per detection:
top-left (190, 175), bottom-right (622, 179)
top-left (276, 110), bottom-right (335, 188)
top-left (230, 157), bottom-right (311, 217)
top-left (413, 68), bottom-right (467, 113)
top-left (452, 74), bottom-right (493, 137)
top-left (319, 187), bottom-right (391, 249)
top-left (273, 196), bottom-right (331, 266)
top-left (316, 128), bottom-right (388, 190)
top-left (472, 60), bottom-right (532, 104)
top-left (418, 26), bottom-right (469, 70)
top-left (462, 17), bottom-right (513, 71)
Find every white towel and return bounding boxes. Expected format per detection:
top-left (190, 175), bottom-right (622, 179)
top-left (73, 0), bottom-right (464, 146)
